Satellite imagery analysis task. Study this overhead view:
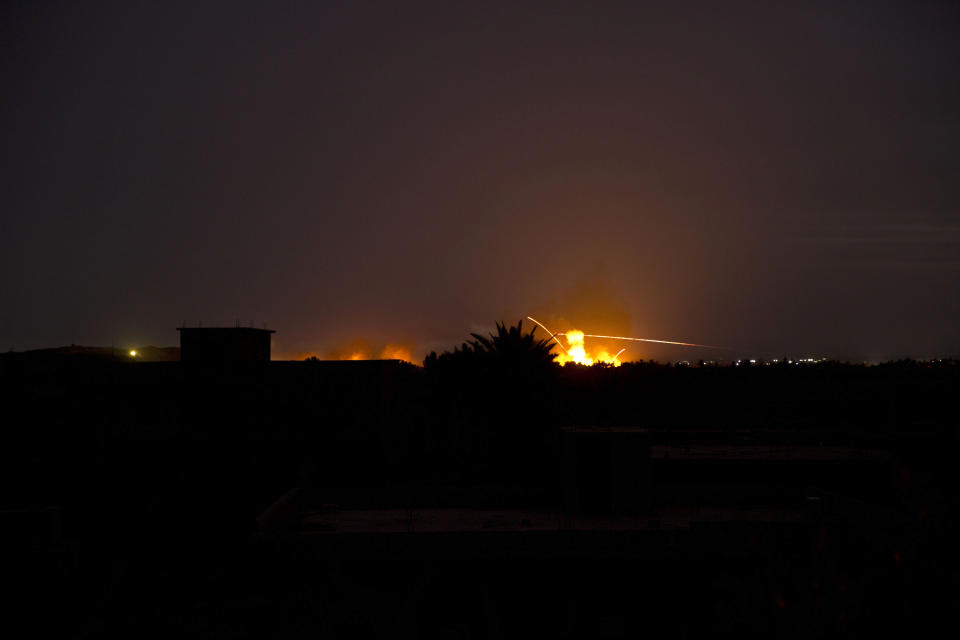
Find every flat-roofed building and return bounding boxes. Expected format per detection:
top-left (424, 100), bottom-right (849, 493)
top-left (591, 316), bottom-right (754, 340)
top-left (177, 327), bottom-right (275, 363)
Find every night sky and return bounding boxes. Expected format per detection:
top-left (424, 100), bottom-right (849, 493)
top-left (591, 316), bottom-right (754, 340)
top-left (3, 1), bottom-right (959, 361)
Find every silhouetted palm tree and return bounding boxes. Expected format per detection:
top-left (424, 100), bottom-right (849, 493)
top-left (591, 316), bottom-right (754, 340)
top-left (466, 320), bottom-right (556, 369)
top-left (422, 320), bottom-right (559, 478)
top-left (424, 320), bottom-right (556, 372)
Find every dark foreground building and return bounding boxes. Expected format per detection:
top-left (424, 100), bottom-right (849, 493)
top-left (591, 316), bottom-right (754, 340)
top-left (256, 428), bottom-right (916, 638)
top-left (2, 345), bottom-right (956, 638)
top-left (177, 326), bottom-right (275, 363)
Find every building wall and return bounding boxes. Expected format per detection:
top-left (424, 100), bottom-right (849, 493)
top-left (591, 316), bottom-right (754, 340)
top-left (178, 328), bottom-right (273, 363)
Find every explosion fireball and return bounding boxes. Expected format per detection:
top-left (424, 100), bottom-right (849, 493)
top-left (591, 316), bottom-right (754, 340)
top-left (527, 316), bottom-right (722, 366)
top-left (556, 329), bottom-right (624, 366)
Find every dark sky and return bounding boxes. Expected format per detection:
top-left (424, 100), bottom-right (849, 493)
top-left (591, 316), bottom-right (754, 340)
top-left (3, 0), bottom-right (959, 361)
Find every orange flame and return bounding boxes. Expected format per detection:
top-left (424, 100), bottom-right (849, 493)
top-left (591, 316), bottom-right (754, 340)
top-left (528, 317), bottom-right (624, 366)
top-left (555, 329), bottom-right (624, 366)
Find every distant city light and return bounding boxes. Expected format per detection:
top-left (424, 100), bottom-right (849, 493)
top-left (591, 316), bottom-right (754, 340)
top-left (129, 350), bottom-right (137, 357)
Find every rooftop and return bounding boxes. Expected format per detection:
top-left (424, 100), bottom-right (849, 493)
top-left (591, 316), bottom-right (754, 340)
top-left (176, 326), bottom-right (275, 333)
top-left (291, 506), bottom-right (807, 535)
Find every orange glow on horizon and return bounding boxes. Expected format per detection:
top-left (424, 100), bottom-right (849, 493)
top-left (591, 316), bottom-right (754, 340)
top-left (380, 345), bottom-right (413, 362)
top-left (292, 341), bottom-right (416, 363)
